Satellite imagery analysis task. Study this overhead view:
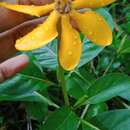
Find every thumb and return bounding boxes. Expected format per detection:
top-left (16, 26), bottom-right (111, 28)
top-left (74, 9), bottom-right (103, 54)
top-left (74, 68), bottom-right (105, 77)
top-left (0, 54), bottom-right (29, 83)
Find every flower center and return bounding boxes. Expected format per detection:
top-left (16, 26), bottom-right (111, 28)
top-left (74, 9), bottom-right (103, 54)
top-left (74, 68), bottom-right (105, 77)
top-left (55, 0), bottom-right (72, 14)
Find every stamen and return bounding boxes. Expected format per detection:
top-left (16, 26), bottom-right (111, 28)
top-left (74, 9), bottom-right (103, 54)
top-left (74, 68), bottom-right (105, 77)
top-left (55, 0), bottom-right (72, 14)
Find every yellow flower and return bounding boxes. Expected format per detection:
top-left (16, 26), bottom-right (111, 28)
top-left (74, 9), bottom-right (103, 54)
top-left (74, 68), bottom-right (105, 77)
top-left (0, 0), bottom-right (116, 70)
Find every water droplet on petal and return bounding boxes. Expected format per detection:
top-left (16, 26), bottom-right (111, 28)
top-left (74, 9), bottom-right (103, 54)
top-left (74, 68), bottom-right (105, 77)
top-left (68, 51), bottom-right (72, 55)
top-left (74, 35), bottom-right (78, 40)
top-left (73, 41), bottom-right (77, 45)
top-left (45, 27), bottom-right (49, 31)
top-left (88, 31), bottom-right (93, 35)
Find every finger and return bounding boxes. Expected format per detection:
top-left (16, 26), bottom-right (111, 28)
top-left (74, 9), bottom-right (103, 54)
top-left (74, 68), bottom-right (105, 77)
top-left (0, 0), bottom-right (30, 32)
top-left (0, 8), bottom-right (30, 32)
top-left (0, 32), bottom-right (17, 62)
top-left (0, 54), bottom-right (29, 83)
top-left (0, 17), bottom-right (45, 62)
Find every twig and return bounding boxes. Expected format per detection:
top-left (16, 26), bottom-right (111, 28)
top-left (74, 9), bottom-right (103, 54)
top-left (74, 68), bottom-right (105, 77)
top-left (27, 117), bottom-right (33, 130)
top-left (77, 104), bottom-right (90, 129)
top-left (103, 57), bottom-right (115, 76)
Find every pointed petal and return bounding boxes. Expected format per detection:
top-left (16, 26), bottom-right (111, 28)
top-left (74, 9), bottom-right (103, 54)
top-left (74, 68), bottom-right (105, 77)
top-left (59, 15), bottom-right (82, 71)
top-left (72, 0), bottom-right (116, 9)
top-left (15, 10), bottom-right (60, 51)
top-left (70, 10), bottom-right (112, 46)
top-left (0, 2), bottom-right (54, 17)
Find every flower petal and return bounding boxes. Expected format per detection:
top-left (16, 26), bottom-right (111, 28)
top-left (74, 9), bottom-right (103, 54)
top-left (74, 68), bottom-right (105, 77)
top-left (59, 15), bottom-right (82, 71)
top-left (70, 10), bottom-right (112, 46)
top-left (15, 10), bottom-right (60, 51)
top-left (72, 0), bottom-right (116, 9)
top-left (0, 2), bottom-right (54, 17)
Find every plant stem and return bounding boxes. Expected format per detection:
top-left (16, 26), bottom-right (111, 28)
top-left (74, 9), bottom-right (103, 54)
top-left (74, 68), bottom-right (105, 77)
top-left (57, 65), bottom-right (70, 106)
top-left (74, 70), bottom-right (91, 86)
top-left (117, 34), bottom-right (127, 54)
top-left (116, 97), bottom-right (130, 109)
top-left (77, 104), bottom-right (90, 129)
top-left (82, 120), bottom-right (101, 130)
top-left (103, 57), bottom-right (115, 76)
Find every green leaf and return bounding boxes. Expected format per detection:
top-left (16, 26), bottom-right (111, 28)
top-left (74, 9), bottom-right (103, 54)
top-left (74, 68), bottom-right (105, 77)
top-left (0, 59), bottom-right (58, 107)
top-left (67, 71), bottom-right (90, 99)
top-left (78, 68), bottom-right (96, 83)
top-left (90, 109), bottom-right (130, 130)
top-left (85, 103), bottom-right (108, 120)
top-left (75, 73), bottom-right (130, 107)
top-left (26, 102), bottom-right (48, 121)
top-left (86, 73), bottom-right (130, 104)
top-left (74, 95), bottom-right (88, 109)
top-left (39, 107), bottom-right (78, 130)
top-left (67, 68), bottom-right (96, 100)
top-left (82, 120), bottom-right (100, 130)
top-left (79, 40), bottom-right (104, 68)
top-left (117, 35), bottom-right (130, 54)
top-left (0, 74), bottom-right (58, 108)
top-left (32, 39), bottom-right (58, 70)
top-left (22, 53), bottom-right (46, 79)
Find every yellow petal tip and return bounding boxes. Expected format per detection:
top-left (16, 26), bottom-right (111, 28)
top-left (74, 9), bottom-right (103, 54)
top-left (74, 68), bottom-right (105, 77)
top-left (71, 11), bottom-right (113, 47)
top-left (0, 2), bottom-right (54, 17)
top-left (15, 10), bottom-right (60, 51)
top-left (59, 15), bottom-right (82, 71)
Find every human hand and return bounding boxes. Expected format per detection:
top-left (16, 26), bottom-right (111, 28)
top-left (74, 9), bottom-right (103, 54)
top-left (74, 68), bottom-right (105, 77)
top-left (0, 54), bottom-right (29, 83)
top-left (0, 0), bottom-right (53, 62)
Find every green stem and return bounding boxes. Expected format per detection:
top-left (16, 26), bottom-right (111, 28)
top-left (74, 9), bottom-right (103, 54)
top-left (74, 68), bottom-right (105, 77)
top-left (74, 70), bottom-right (91, 86)
top-left (57, 65), bottom-right (70, 106)
top-left (82, 120), bottom-right (101, 130)
top-left (116, 97), bottom-right (130, 109)
top-left (77, 104), bottom-right (90, 129)
top-left (103, 57), bottom-right (115, 76)
top-left (117, 34), bottom-right (127, 54)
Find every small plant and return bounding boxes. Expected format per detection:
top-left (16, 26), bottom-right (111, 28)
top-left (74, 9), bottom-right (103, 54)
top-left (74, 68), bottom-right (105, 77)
top-left (1, 0), bottom-right (130, 130)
